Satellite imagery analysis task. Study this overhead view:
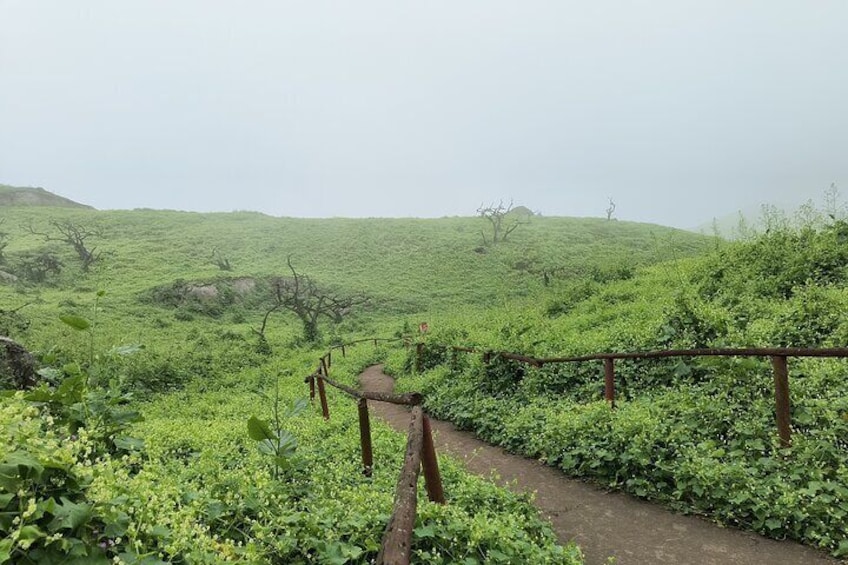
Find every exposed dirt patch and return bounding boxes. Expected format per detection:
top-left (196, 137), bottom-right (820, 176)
top-left (359, 365), bottom-right (839, 565)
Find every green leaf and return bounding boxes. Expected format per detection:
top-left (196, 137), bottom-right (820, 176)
top-left (0, 538), bottom-right (12, 564)
top-left (18, 524), bottom-right (45, 541)
top-left (414, 524), bottom-right (437, 538)
top-left (257, 439), bottom-right (277, 456)
top-left (109, 344), bottom-right (145, 356)
top-left (276, 430), bottom-right (298, 454)
top-left (0, 451), bottom-right (44, 491)
top-left (287, 398), bottom-right (309, 418)
top-left (0, 494), bottom-right (12, 509)
top-left (36, 368), bottom-right (62, 381)
top-left (765, 518), bottom-right (782, 530)
top-left (835, 540), bottom-right (848, 557)
top-left (59, 315), bottom-right (91, 331)
top-left (247, 416), bottom-right (275, 442)
top-left (149, 525), bottom-right (171, 539)
top-left (47, 497), bottom-right (92, 532)
top-left (113, 436), bottom-right (145, 452)
top-left (104, 511), bottom-right (130, 538)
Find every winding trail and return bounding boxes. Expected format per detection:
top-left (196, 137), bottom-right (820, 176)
top-left (359, 365), bottom-right (839, 565)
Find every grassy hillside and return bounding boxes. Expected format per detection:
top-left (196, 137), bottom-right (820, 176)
top-left (0, 207), bottom-right (712, 345)
top-left (0, 184), bottom-right (93, 209)
top-left (0, 206), bottom-right (713, 563)
top-left (388, 218), bottom-right (848, 557)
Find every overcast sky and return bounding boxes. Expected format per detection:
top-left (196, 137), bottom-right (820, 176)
top-left (1, 1), bottom-right (846, 227)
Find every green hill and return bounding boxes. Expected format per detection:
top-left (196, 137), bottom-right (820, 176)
top-left (0, 207), bottom-right (711, 312)
top-left (0, 206), bottom-right (717, 563)
top-left (0, 184), bottom-right (93, 209)
top-left (388, 216), bottom-right (848, 558)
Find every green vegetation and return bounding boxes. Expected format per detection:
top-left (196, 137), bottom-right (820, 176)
top-left (0, 185), bottom-right (92, 209)
top-left (9, 198), bottom-right (843, 560)
top-left (5, 206), bottom-right (703, 563)
top-left (388, 217), bottom-right (848, 557)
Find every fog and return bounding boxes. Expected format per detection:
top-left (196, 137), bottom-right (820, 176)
top-left (1, 1), bottom-right (846, 227)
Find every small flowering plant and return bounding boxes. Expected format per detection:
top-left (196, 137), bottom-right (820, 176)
top-left (0, 398), bottom-right (153, 563)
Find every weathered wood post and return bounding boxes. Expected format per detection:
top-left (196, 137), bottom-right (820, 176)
top-left (321, 356), bottom-right (329, 378)
top-left (327, 350), bottom-right (332, 368)
top-left (771, 355), bottom-right (792, 448)
top-left (317, 376), bottom-right (330, 420)
top-left (415, 342), bottom-right (424, 373)
top-left (377, 406), bottom-right (425, 565)
top-left (308, 374), bottom-right (315, 401)
top-left (604, 358), bottom-right (616, 409)
top-left (421, 415), bottom-right (445, 504)
top-left (341, 345), bottom-right (346, 357)
top-left (358, 398), bottom-right (374, 477)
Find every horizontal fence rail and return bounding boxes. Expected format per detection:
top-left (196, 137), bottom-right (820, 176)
top-left (420, 343), bottom-right (848, 449)
top-left (305, 337), bottom-right (442, 565)
top-left (304, 336), bottom-right (845, 563)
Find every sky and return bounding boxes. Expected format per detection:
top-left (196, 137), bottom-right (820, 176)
top-left (1, 1), bottom-right (846, 228)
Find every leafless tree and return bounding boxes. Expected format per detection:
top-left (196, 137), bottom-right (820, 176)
top-left (255, 256), bottom-right (368, 343)
top-left (606, 197), bottom-right (617, 221)
top-left (27, 220), bottom-right (102, 271)
top-left (477, 200), bottom-right (525, 245)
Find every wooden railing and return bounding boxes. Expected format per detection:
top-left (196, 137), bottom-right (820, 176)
top-left (419, 344), bottom-right (848, 448)
top-left (308, 338), bottom-right (847, 563)
top-left (306, 338), bottom-right (444, 565)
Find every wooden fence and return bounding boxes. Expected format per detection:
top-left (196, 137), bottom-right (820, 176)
top-left (306, 338), bottom-right (848, 563)
top-left (306, 338), bottom-right (444, 565)
top-left (420, 344), bottom-right (848, 448)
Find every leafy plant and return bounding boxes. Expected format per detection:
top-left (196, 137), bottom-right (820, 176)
top-left (247, 379), bottom-right (307, 479)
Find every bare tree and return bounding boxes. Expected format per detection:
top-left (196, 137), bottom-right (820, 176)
top-left (477, 200), bottom-right (525, 245)
top-left (27, 220), bottom-right (102, 271)
top-left (255, 256), bottom-right (367, 343)
top-left (606, 197), bottom-right (616, 221)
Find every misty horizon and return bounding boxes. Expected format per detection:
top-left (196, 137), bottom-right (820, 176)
top-left (2, 1), bottom-right (846, 229)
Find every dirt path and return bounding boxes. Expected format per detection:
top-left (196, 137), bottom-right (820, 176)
top-left (359, 365), bottom-right (839, 565)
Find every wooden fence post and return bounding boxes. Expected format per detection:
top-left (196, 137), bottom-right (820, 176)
top-left (771, 355), bottom-right (792, 448)
top-left (317, 376), bottom-right (330, 420)
top-left (604, 358), bottom-right (616, 409)
top-left (377, 406), bottom-right (425, 565)
top-left (327, 350), bottom-right (332, 368)
top-left (421, 415), bottom-right (445, 504)
top-left (358, 398), bottom-right (374, 477)
top-left (309, 374), bottom-right (315, 401)
top-left (342, 345), bottom-right (346, 357)
top-left (415, 343), bottom-right (424, 373)
top-left (321, 356), bottom-right (329, 378)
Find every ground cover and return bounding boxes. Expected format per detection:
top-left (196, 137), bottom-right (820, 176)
top-left (3, 206), bottom-right (666, 563)
top-left (388, 219), bottom-right (848, 557)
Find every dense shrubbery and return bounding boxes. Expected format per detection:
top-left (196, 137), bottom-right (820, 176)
top-left (1, 336), bottom-right (580, 563)
top-left (391, 220), bottom-right (848, 557)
